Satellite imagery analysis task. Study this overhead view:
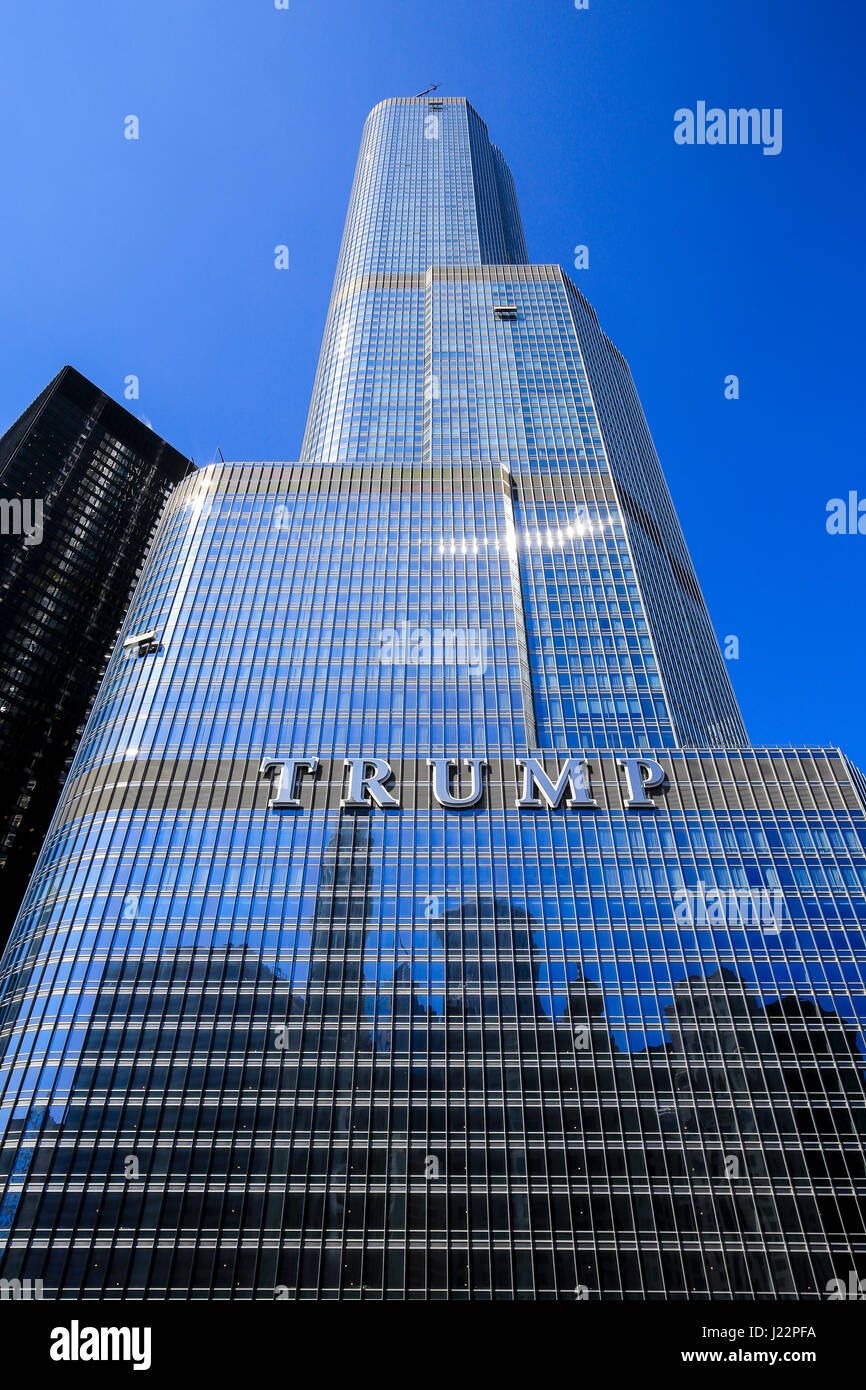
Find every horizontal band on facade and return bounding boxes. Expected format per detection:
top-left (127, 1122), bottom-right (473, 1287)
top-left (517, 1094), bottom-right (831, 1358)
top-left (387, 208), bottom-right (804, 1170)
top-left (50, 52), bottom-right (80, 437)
top-left (55, 749), bottom-right (862, 824)
top-left (177, 461), bottom-right (624, 501)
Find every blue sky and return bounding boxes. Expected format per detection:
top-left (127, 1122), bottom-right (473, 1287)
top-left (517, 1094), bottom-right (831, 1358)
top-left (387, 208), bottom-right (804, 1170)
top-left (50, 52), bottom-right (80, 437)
top-left (1, 0), bottom-right (863, 761)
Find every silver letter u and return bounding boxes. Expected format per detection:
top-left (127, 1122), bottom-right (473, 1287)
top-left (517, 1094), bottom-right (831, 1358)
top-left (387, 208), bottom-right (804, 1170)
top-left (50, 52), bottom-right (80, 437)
top-left (427, 757), bottom-right (487, 809)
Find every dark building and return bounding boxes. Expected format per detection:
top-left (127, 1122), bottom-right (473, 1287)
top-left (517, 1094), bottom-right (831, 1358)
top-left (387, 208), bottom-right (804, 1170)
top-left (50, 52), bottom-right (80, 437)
top-left (0, 366), bottom-right (193, 941)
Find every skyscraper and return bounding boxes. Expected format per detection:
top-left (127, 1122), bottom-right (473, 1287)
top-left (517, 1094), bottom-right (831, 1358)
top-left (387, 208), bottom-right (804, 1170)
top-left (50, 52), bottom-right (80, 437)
top-left (0, 99), bottom-right (864, 1300)
top-left (0, 366), bottom-right (193, 946)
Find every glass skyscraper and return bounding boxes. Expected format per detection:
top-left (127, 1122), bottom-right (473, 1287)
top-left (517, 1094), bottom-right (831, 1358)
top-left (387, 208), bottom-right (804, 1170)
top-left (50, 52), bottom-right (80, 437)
top-left (0, 97), bottom-right (864, 1301)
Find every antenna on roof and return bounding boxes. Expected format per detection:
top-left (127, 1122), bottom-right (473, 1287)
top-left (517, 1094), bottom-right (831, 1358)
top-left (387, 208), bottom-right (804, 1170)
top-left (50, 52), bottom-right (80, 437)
top-left (217, 448), bottom-right (225, 462)
top-left (413, 84), bottom-right (440, 98)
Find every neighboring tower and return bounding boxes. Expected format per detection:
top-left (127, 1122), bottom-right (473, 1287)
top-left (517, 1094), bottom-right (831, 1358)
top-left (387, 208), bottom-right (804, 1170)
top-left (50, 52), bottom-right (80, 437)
top-left (0, 366), bottom-right (193, 941)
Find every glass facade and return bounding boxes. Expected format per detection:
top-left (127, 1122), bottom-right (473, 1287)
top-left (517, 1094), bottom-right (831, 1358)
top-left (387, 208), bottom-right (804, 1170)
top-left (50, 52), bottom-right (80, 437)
top-left (0, 366), bottom-right (192, 946)
top-left (0, 100), bottom-right (864, 1301)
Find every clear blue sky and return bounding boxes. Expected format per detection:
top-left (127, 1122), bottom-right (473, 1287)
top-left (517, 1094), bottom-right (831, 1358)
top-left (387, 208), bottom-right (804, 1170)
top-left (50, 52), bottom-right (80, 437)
top-left (1, 0), bottom-right (863, 762)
